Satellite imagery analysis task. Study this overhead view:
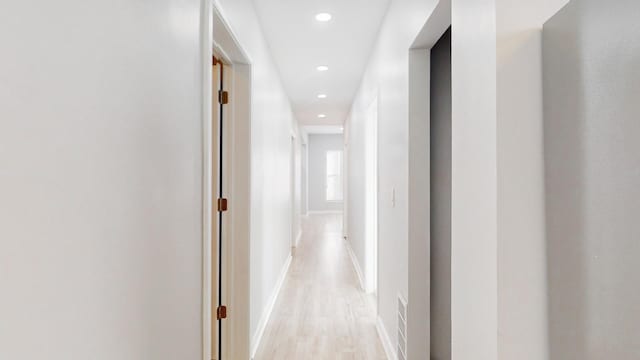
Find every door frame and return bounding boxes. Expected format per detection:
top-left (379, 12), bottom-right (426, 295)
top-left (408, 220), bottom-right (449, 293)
top-left (290, 132), bottom-right (300, 249)
top-left (301, 141), bottom-right (308, 217)
top-left (202, 3), bottom-right (252, 359)
top-left (407, 0), bottom-right (451, 358)
top-left (365, 95), bottom-right (379, 295)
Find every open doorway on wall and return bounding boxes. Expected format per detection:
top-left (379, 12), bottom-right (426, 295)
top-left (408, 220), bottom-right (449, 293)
top-left (301, 142), bottom-right (308, 217)
top-left (211, 52), bottom-right (233, 360)
top-left (408, 1), bottom-right (451, 357)
top-left (208, 5), bottom-right (252, 360)
top-left (429, 27), bottom-right (452, 360)
top-left (291, 134), bottom-right (297, 250)
top-left (365, 97), bottom-right (379, 295)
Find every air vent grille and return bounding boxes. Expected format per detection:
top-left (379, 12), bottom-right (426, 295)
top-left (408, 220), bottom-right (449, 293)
top-left (397, 294), bottom-right (408, 360)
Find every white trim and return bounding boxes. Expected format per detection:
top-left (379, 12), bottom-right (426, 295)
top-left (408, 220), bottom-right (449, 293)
top-left (376, 316), bottom-right (398, 360)
top-left (212, 2), bottom-right (252, 64)
top-left (251, 255), bottom-right (293, 359)
top-left (210, 3), bottom-right (253, 360)
top-left (307, 210), bottom-right (343, 215)
top-left (345, 238), bottom-right (366, 291)
top-left (408, 49), bottom-right (430, 360)
top-left (304, 142), bottom-right (309, 216)
top-left (200, 1), bottom-right (213, 359)
top-left (290, 134), bottom-right (297, 249)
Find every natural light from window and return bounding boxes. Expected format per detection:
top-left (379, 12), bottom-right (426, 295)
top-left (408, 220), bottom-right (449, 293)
top-left (326, 150), bottom-right (343, 201)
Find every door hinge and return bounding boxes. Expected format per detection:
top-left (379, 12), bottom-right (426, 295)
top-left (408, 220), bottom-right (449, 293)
top-left (217, 198), bottom-right (228, 212)
top-left (216, 305), bottom-right (227, 320)
top-left (218, 90), bottom-right (229, 105)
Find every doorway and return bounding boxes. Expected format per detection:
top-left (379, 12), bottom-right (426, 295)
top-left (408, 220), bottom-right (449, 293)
top-left (207, 5), bottom-right (252, 360)
top-left (407, 1), bottom-right (451, 357)
top-left (365, 97), bottom-right (379, 294)
top-left (301, 143), bottom-right (308, 216)
top-left (429, 27), bottom-right (452, 360)
top-left (212, 54), bottom-right (232, 360)
top-left (290, 134), bottom-right (298, 249)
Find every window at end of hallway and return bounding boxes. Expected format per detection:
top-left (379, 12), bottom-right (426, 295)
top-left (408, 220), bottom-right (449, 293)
top-left (326, 150), bottom-right (343, 202)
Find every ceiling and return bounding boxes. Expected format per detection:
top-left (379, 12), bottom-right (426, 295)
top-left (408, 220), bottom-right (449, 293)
top-left (253, 0), bottom-right (390, 126)
top-left (302, 125), bottom-right (344, 136)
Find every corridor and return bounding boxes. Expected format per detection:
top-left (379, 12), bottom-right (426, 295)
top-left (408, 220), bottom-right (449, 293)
top-left (254, 214), bottom-right (386, 360)
top-left (2, 0), bottom-right (639, 359)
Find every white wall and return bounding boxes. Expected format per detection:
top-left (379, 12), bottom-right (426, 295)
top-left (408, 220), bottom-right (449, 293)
top-left (349, 0), bottom-right (569, 358)
top-left (407, 48), bottom-right (431, 360)
top-left (345, 0), bottom-right (441, 356)
top-left (450, 1), bottom-right (499, 358)
top-left (346, 104), bottom-right (367, 290)
top-left (0, 1), bottom-right (204, 358)
top-left (213, 0), bottom-right (297, 350)
top-left (543, 1), bottom-right (640, 358)
top-left (308, 134), bottom-right (344, 213)
top-left (496, 0), bottom-right (569, 358)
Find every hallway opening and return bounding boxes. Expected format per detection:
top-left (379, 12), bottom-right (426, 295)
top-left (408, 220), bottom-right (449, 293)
top-left (429, 27), bottom-right (452, 360)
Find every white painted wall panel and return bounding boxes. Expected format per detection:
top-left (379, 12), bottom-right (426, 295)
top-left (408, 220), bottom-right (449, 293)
top-left (450, 0), bottom-right (498, 358)
top-left (543, 1), bottom-right (640, 358)
top-left (496, 0), bottom-right (569, 358)
top-left (0, 1), bottom-right (203, 358)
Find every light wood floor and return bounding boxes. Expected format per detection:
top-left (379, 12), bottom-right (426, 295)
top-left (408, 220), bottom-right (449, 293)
top-left (253, 214), bottom-right (387, 360)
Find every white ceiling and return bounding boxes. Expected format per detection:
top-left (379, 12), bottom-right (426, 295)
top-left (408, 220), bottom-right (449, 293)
top-left (302, 125), bottom-right (344, 135)
top-left (253, 0), bottom-right (390, 126)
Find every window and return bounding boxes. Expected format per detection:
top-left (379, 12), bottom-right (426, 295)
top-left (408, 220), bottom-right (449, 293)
top-left (326, 150), bottom-right (343, 201)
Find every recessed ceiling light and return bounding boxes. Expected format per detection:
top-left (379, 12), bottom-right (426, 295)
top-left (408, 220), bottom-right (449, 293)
top-left (316, 65), bottom-right (329, 72)
top-left (315, 13), bottom-right (332, 22)
top-left (317, 94), bottom-right (327, 99)
top-left (318, 114), bottom-right (327, 118)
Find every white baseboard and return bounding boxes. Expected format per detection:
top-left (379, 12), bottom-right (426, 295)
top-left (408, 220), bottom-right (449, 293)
top-left (251, 255), bottom-right (292, 359)
top-left (344, 239), bottom-right (366, 291)
top-left (376, 316), bottom-right (397, 360)
top-left (307, 210), bottom-right (343, 215)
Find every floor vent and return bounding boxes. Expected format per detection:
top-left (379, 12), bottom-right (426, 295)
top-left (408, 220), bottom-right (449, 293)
top-left (397, 294), bottom-right (408, 360)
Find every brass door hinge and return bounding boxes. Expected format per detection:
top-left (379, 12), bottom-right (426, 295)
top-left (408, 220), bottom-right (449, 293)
top-left (219, 90), bottom-right (229, 104)
top-left (217, 198), bottom-right (228, 212)
top-left (216, 305), bottom-right (227, 320)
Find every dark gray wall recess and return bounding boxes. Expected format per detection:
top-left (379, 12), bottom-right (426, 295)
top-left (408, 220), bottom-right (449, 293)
top-left (430, 27), bottom-right (452, 360)
top-left (543, 0), bottom-right (640, 358)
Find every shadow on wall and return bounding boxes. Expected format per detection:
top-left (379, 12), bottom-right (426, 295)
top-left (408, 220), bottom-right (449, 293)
top-left (543, 0), bottom-right (640, 358)
top-left (543, 3), bottom-right (588, 357)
